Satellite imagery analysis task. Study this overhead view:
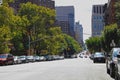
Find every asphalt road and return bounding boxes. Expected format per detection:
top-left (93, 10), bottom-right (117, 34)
top-left (0, 58), bottom-right (114, 80)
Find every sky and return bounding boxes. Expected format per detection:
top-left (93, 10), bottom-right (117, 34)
top-left (54, 0), bottom-right (108, 41)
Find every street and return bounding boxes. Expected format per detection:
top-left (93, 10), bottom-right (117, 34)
top-left (0, 58), bottom-right (114, 80)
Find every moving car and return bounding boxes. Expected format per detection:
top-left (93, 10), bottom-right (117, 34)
top-left (106, 48), bottom-right (120, 78)
top-left (93, 52), bottom-right (105, 63)
top-left (0, 54), bottom-right (14, 65)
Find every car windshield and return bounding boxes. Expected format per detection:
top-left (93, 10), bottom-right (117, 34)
top-left (94, 53), bottom-right (104, 57)
top-left (113, 50), bottom-right (120, 57)
top-left (20, 56), bottom-right (25, 58)
top-left (0, 55), bottom-right (7, 58)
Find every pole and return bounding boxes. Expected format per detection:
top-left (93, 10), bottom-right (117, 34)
top-left (28, 35), bottom-right (30, 55)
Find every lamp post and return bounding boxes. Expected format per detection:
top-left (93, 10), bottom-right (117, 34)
top-left (28, 35), bottom-right (30, 55)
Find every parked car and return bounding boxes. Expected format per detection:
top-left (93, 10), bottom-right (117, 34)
top-left (106, 48), bottom-right (120, 78)
top-left (71, 55), bottom-right (77, 58)
top-left (89, 54), bottom-right (94, 60)
top-left (39, 56), bottom-right (46, 61)
top-left (27, 56), bottom-right (35, 62)
top-left (19, 56), bottom-right (28, 63)
top-left (34, 56), bottom-right (40, 62)
top-left (79, 54), bottom-right (83, 58)
top-left (93, 52), bottom-right (105, 63)
top-left (53, 55), bottom-right (63, 60)
top-left (14, 56), bottom-right (22, 64)
top-left (59, 56), bottom-right (64, 60)
top-left (0, 54), bottom-right (14, 65)
top-left (115, 53), bottom-right (120, 80)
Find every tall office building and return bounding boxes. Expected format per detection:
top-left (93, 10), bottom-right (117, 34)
top-left (74, 22), bottom-right (83, 45)
top-left (9, 0), bottom-right (55, 12)
top-left (92, 5), bottom-right (105, 37)
top-left (55, 6), bottom-right (75, 38)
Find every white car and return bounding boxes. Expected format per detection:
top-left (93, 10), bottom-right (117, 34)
top-left (14, 56), bottom-right (22, 64)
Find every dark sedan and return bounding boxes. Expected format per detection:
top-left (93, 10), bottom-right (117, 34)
top-left (93, 52), bottom-right (105, 63)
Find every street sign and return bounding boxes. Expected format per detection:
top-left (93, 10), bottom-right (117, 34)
top-left (110, 40), bottom-right (116, 47)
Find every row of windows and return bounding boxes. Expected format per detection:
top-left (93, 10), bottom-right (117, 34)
top-left (93, 25), bottom-right (104, 30)
top-left (93, 32), bottom-right (101, 36)
top-left (93, 16), bottom-right (103, 20)
top-left (93, 5), bottom-right (104, 14)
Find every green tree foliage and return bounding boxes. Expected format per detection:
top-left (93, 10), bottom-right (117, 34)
top-left (0, 1), bottom-right (28, 54)
top-left (18, 2), bottom-right (56, 54)
top-left (85, 36), bottom-right (101, 53)
top-left (86, 24), bottom-right (120, 53)
top-left (0, 1), bottom-right (82, 56)
top-left (19, 2), bottom-right (55, 32)
top-left (102, 24), bottom-right (118, 52)
top-left (64, 34), bottom-right (82, 54)
top-left (43, 27), bottom-right (68, 55)
top-left (0, 4), bottom-right (15, 53)
top-left (38, 27), bottom-right (82, 55)
top-left (0, 26), bottom-right (12, 53)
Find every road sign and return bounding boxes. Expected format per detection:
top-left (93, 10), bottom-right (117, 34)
top-left (110, 40), bottom-right (116, 47)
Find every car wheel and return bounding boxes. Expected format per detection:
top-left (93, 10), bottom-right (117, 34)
top-left (12, 61), bottom-right (14, 65)
top-left (93, 60), bottom-right (96, 63)
top-left (103, 60), bottom-right (106, 63)
top-left (5, 61), bottom-right (8, 65)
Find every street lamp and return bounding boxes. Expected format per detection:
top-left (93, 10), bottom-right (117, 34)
top-left (28, 35), bottom-right (30, 55)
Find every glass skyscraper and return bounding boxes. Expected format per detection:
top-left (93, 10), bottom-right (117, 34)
top-left (92, 5), bottom-right (105, 37)
top-left (56, 6), bottom-right (75, 38)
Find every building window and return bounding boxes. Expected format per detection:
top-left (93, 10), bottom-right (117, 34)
top-left (97, 6), bottom-right (98, 13)
top-left (94, 6), bottom-right (96, 13)
top-left (100, 6), bottom-right (102, 14)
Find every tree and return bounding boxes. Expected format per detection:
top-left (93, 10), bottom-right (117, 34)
top-left (102, 24), bottom-right (118, 52)
top-left (36, 27), bottom-right (68, 55)
top-left (64, 34), bottom-right (82, 57)
top-left (0, 3), bottom-right (17, 53)
top-left (18, 2), bottom-right (55, 55)
top-left (85, 36), bottom-right (101, 53)
top-left (85, 24), bottom-right (120, 53)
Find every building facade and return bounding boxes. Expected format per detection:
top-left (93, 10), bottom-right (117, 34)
top-left (104, 0), bottom-right (118, 26)
top-left (55, 6), bottom-right (75, 38)
top-left (92, 5), bottom-right (105, 37)
top-left (9, 0), bottom-right (55, 12)
top-left (74, 22), bottom-right (83, 45)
